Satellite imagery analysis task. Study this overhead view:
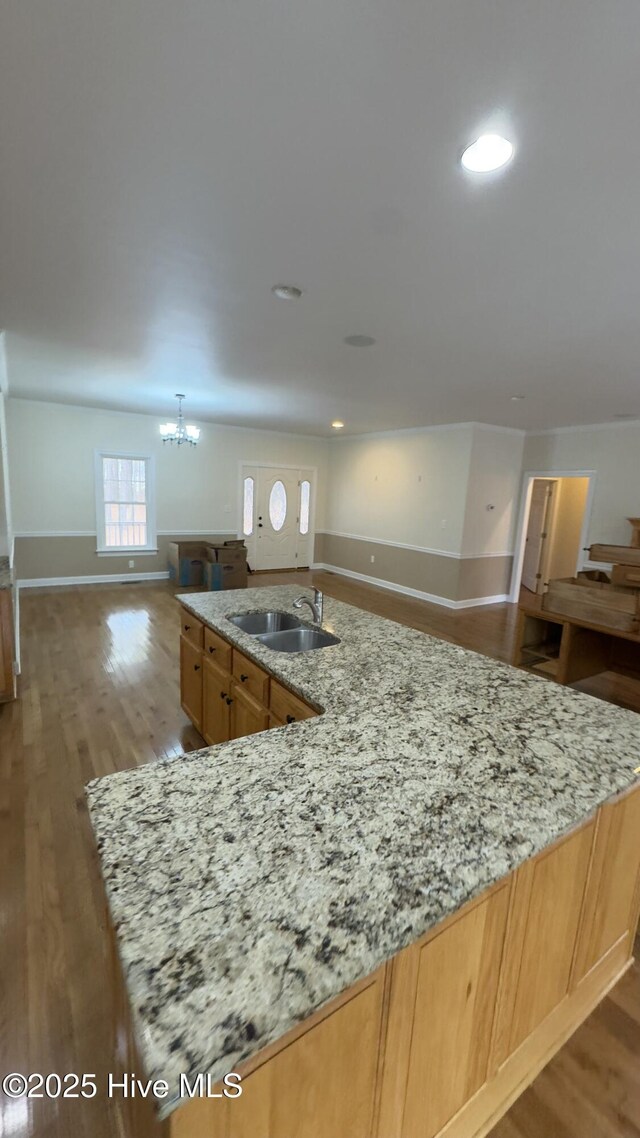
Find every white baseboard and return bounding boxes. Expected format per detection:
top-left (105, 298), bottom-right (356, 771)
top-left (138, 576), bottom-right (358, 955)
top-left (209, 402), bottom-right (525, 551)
top-left (312, 563), bottom-right (509, 610)
top-left (17, 570), bottom-right (170, 589)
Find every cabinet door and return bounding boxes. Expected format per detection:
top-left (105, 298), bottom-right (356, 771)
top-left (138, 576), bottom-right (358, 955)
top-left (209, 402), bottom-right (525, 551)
top-left (202, 659), bottom-right (232, 745)
top-left (495, 820), bottom-right (595, 1063)
top-left (230, 682), bottom-right (269, 740)
top-left (393, 885), bottom-right (510, 1138)
top-left (573, 784), bottom-right (640, 984)
top-left (169, 972), bottom-right (386, 1138)
top-left (180, 636), bottom-right (203, 731)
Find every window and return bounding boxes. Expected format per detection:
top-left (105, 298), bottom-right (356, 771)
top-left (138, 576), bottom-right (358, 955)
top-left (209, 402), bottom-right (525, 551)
top-left (269, 480), bottom-right (287, 531)
top-left (299, 479), bottom-right (311, 535)
top-left (243, 476), bottom-right (254, 536)
top-left (95, 452), bottom-right (156, 553)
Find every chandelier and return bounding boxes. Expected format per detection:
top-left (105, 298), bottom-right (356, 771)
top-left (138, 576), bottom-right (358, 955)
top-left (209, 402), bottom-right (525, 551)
top-left (159, 394), bottom-right (201, 446)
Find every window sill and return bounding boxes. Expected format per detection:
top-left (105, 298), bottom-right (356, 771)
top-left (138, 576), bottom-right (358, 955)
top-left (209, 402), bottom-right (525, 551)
top-left (96, 549), bottom-right (159, 557)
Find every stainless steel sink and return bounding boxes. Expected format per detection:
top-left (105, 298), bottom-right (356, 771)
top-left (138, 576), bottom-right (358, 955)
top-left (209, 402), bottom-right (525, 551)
top-left (255, 627), bottom-right (341, 653)
top-left (228, 611), bottom-right (303, 635)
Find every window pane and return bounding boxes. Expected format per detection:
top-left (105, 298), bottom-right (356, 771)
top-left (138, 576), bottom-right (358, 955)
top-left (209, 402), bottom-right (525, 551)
top-left (269, 480), bottom-right (287, 532)
top-left (299, 480), bottom-right (310, 535)
top-left (100, 454), bottom-right (150, 548)
top-left (243, 477), bottom-right (254, 536)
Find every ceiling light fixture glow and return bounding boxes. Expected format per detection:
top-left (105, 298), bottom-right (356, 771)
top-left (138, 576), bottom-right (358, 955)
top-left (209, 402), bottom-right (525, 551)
top-left (331, 420), bottom-right (345, 430)
top-left (271, 284), bottom-right (303, 300)
top-left (461, 134), bottom-right (514, 173)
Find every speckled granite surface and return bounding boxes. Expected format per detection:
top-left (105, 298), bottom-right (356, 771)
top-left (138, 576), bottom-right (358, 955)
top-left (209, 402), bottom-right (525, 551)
top-left (87, 586), bottom-right (640, 1118)
top-left (0, 556), bottom-right (11, 590)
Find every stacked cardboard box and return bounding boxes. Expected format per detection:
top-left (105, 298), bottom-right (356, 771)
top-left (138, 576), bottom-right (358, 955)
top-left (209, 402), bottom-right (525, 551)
top-left (204, 540), bottom-right (248, 591)
top-left (167, 542), bottom-right (208, 587)
top-left (168, 539), bottom-right (248, 590)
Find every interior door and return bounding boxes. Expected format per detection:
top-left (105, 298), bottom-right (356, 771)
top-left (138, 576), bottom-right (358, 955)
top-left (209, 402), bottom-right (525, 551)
top-left (521, 480), bottom-right (554, 594)
top-left (255, 467), bottom-right (300, 570)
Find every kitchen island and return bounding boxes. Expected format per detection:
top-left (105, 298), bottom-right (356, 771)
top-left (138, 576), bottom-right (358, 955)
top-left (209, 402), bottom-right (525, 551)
top-left (87, 586), bottom-right (640, 1138)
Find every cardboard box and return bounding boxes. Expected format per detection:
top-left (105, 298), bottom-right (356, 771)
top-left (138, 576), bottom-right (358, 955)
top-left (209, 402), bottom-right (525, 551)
top-left (204, 559), bottom-right (248, 591)
top-left (205, 540), bottom-right (247, 565)
top-left (167, 542), bottom-right (208, 587)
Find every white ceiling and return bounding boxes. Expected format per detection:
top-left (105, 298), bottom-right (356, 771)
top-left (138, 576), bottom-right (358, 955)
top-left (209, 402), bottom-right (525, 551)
top-left (1, 0), bottom-right (640, 436)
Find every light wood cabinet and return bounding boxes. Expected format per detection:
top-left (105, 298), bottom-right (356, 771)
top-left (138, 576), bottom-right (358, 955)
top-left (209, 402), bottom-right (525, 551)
top-left (230, 681), bottom-right (270, 739)
top-left (179, 606), bottom-right (317, 747)
top-left (0, 589), bottom-right (15, 703)
top-left (233, 648), bottom-right (270, 706)
top-left (270, 678), bottom-right (317, 724)
top-left (202, 659), bottom-right (233, 745)
top-left (379, 883), bottom-right (510, 1138)
top-left (493, 820), bottom-right (595, 1064)
top-left (204, 626), bottom-right (232, 671)
top-left (180, 636), bottom-right (203, 731)
top-left (169, 970), bottom-right (387, 1138)
top-left (572, 783), bottom-right (640, 983)
top-left (180, 612), bottom-right (204, 650)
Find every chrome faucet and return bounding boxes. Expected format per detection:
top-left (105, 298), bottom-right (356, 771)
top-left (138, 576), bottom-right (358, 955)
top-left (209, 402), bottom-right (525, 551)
top-left (293, 588), bottom-right (324, 625)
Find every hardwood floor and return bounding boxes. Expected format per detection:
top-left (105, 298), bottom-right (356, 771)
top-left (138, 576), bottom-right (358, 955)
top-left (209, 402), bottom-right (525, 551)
top-left (1, 571), bottom-right (638, 1138)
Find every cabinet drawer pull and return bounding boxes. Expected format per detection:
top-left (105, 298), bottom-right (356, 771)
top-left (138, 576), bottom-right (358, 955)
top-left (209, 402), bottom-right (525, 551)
top-left (220, 690), bottom-right (227, 699)
top-left (286, 714), bottom-right (296, 724)
top-left (209, 646), bottom-right (216, 653)
top-left (184, 624), bottom-right (191, 631)
top-left (194, 664), bottom-right (201, 671)
top-left (226, 697), bottom-right (233, 706)
top-left (240, 673), bottom-right (249, 682)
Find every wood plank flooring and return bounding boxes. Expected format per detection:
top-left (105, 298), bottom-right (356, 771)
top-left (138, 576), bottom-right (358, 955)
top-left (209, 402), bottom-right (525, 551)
top-left (1, 571), bottom-right (638, 1138)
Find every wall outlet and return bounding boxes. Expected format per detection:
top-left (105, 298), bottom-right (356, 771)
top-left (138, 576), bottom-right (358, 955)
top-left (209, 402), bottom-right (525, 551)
top-left (128, 559), bottom-right (135, 568)
top-left (370, 554), bottom-right (375, 563)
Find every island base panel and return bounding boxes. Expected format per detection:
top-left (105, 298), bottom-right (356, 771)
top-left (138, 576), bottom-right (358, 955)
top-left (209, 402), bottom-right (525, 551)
top-left (109, 780), bottom-right (640, 1138)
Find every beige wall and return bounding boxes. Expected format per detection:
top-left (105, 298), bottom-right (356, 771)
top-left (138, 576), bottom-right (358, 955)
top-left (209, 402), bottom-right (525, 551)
top-left (0, 336), bottom-right (12, 561)
top-left (461, 428), bottom-right (524, 557)
top-left (324, 425), bottom-right (475, 555)
top-left (319, 424), bottom-right (522, 603)
top-left (523, 423), bottom-right (640, 548)
top-left (544, 477), bottom-right (590, 582)
top-left (8, 398), bottom-right (330, 580)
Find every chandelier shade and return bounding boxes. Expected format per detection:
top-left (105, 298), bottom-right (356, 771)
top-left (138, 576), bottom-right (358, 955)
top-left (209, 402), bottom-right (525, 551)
top-left (159, 395), bottom-right (200, 446)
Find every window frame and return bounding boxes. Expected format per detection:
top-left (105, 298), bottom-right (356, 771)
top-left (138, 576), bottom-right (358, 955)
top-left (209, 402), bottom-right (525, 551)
top-left (94, 450), bottom-right (157, 555)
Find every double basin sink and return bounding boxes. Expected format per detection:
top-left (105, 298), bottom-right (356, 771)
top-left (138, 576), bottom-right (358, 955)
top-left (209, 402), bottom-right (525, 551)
top-left (228, 611), bottom-right (340, 653)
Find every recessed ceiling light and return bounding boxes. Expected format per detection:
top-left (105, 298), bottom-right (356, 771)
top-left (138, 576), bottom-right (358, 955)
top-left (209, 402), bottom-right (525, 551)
top-left (461, 134), bottom-right (514, 173)
top-left (271, 284), bottom-right (303, 300)
top-left (614, 413), bottom-right (637, 420)
top-left (344, 335), bottom-right (376, 347)
top-left (331, 420), bottom-right (345, 430)
top-left (510, 395), bottom-right (525, 402)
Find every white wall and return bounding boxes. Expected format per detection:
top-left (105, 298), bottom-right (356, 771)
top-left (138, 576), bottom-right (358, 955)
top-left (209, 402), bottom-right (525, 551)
top-left (325, 425), bottom-right (475, 555)
top-left (522, 423), bottom-right (640, 548)
top-left (461, 428), bottom-right (525, 557)
top-left (8, 398), bottom-right (329, 537)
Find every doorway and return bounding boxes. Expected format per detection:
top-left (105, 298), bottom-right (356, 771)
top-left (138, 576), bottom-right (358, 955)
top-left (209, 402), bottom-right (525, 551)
top-left (510, 472), bottom-right (594, 601)
top-left (240, 464), bottom-right (315, 571)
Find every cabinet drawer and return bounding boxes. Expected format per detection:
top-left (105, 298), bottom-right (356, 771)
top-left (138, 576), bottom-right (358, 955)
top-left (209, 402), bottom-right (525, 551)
top-left (270, 679), bottom-right (316, 725)
top-left (204, 626), bottom-right (232, 671)
top-left (180, 608), bottom-right (204, 649)
top-left (232, 649), bottom-right (269, 706)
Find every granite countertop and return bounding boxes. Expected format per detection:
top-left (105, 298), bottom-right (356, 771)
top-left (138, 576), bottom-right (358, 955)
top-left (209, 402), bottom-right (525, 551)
top-left (0, 556), bottom-right (12, 590)
top-left (86, 585), bottom-right (640, 1119)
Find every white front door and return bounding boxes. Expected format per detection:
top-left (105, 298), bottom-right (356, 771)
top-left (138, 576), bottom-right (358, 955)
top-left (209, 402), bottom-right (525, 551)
top-left (241, 466), bottom-right (315, 571)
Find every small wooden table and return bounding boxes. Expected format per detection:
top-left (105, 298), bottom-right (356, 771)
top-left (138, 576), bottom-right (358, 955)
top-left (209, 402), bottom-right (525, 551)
top-left (514, 602), bottom-right (640, 686)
